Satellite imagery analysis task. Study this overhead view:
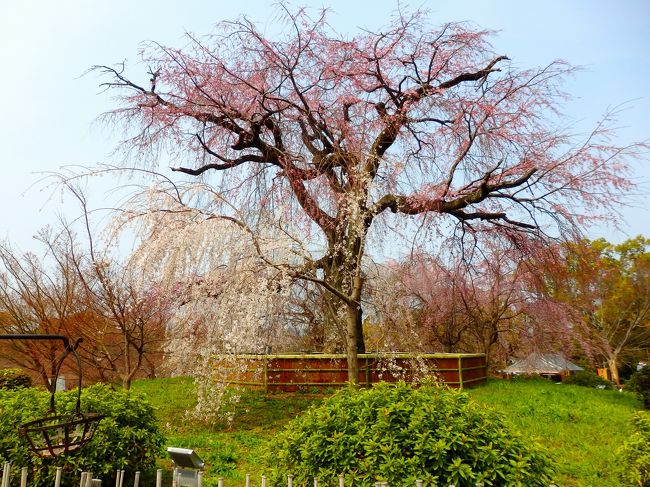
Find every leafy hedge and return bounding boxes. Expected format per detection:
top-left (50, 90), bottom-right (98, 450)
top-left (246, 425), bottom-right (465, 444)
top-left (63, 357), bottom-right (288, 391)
top-left (0, 368), bottom-right (31, 390)
top-left (618, 412), bottom-right (650, 486)
top-left (628, 366), bottom-right (650, 409)
top-left (564, 370), bottom-right (614, 390)
top-left (264, 381), bottom-right (556, 486)
top-left (0, 384), bottom-right (165, 486)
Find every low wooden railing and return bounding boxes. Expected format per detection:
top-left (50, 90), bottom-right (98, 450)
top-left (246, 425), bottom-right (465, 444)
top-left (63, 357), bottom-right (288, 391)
top-left (213, 353), bottom-right (487, 392)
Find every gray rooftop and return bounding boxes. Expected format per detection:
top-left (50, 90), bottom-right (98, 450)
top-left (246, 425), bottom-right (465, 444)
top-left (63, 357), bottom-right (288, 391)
top-left (504, 353), bottom-right (584, 374)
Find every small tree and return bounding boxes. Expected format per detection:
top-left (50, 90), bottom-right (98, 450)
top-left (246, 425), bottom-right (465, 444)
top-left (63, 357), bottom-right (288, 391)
top-left (0, 232), bottom-right (81, 388)
top-left (94, 7), bottom-right (642, 382)
top-left (533, 237), bottom-right (650, 385)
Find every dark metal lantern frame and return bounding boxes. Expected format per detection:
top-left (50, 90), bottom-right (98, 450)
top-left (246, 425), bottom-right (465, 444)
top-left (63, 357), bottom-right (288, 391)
top-left (0, 334), bottom-right (104, 457)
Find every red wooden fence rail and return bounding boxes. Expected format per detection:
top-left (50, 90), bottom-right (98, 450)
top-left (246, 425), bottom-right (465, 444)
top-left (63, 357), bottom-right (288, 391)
top-left (213, 353), bottom-right (487, 392)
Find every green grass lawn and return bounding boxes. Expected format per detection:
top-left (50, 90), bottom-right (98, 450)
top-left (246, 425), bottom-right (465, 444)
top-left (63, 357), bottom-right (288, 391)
top-left (468, 379), bottom-right (641, 486)
top-left (131, 377), bottom-right (642, 486)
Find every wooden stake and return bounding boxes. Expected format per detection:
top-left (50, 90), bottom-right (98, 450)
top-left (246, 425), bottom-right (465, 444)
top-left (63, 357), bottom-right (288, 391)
top-left (1, 462), bottom-right (10, 487)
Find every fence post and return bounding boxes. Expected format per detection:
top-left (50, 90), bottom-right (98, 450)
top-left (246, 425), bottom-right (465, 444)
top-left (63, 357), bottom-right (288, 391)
top-left (339, 474), bottom-right (344, 487)
top-left (198, 471), bottom-right (203, 487)
top-left (1, 462), bottom-right (10, 487)
top-left (415, 481), bottom-right (423, 487)
top-left (80, 472), bottom-right (88, 487)
top-left (246, 473), bottom-right (251, 487)
top-left (86, 472), bottom-right (94, 487)
top-left (263, 355), bottom-right (268, 393)
top-left (20, 466), bottom-right (28, 487)
top-left (313, 478), bottom-right (318, 487)
top-left (156, 469), bottom-right (162, 487)
top-left (287, 474), bottom-right (293, 487)
top-left (365, 356), bottom-right (370, 386)
top-left (262, 474), bottom-right (267, 487)
top-left (134, 471), bottom-right (141, 487)
top-left (54, 467), bottom-right (63, 487)
top-left (218, 477), bottom-right (224, 487)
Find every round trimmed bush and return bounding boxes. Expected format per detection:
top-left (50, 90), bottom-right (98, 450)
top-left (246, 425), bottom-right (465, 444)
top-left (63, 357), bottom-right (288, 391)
top-left (0, 383), bottom-right (165, 486)
top-left (0, 368), bottom-right (31, 390)
top-left (628, 366), bottom-right (650, 409)
top-left (264, 382), bottom-right (556, 487)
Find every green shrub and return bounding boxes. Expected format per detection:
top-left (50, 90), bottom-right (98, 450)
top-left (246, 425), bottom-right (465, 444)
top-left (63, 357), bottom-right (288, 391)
top-left (627, 366), bottom-right (650, 409)
top-left (0, 368), bottom-right (31, 390)
top-left (264, 381), bottom-right (556, 486)
top-left (0, 383), bottom-right (165, 486)
top-left (564, 370), bottom-right (614, 390)
top-left (618, 411), bottom-right (650, 486)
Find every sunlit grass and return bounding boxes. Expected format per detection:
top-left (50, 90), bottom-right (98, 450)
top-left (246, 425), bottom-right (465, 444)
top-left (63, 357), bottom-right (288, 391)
top-left (132, 376), bottom-right (642, 486)
top-left (468, 378), bottom-right (641, 486)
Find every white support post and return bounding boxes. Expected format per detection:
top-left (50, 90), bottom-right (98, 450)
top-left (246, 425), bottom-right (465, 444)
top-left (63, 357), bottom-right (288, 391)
top-left (118, 470), bottom-right (124, 487)
top-left (415, 481), bottom-right (423, 487)
top-left (197, 471), bottom-right (203, 487)
top-left (313, 478), bottom-right (318, 487)
top-left (287, 474), bottom-right (293, 487)
top-left (54, 467), bottom-right (63, 487)
top-left (339, 474), bottom-right (344, 487)
top-left (80, 472), bottom-right (88, 487)
top-left (156, 469), bottom-right (162, 487)
top-left (86, 471), bottom-right (94, 487)
top-left (261, 474), bottom-right (267, 487)
top-left (1, 462), bottom-right (10, 487)
top-left (245, 473), bottom-right (250, 487)
top-left (134, 471), bottom-right (140, 487)
top-left (20, 466), bottom-right (28, 487)
top-left (218, 477), bottom-right (224, 487)
top-left (114, 470), bottom-right (120, 487)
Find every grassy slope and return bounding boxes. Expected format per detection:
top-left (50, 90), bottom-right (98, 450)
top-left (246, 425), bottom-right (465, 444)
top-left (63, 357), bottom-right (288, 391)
top-left (132, 378), bottom-right (319, 484)
top-left (468, 379), bottom-right (640, 486)
top-left (132, 377), bottom-right (642, 486)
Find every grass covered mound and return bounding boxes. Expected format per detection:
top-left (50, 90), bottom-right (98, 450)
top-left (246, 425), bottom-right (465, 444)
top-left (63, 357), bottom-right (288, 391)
top-left (264, 381), bottom-right (556, 487)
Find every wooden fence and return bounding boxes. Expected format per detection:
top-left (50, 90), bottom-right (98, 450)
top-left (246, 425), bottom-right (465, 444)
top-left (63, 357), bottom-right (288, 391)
top-left (213, 353), bottom-right (487, 392)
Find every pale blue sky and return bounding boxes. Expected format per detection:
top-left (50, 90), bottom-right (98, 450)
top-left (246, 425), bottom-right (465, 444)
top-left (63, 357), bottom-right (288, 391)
top-left (1, 0), bottom-right (648, 252)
